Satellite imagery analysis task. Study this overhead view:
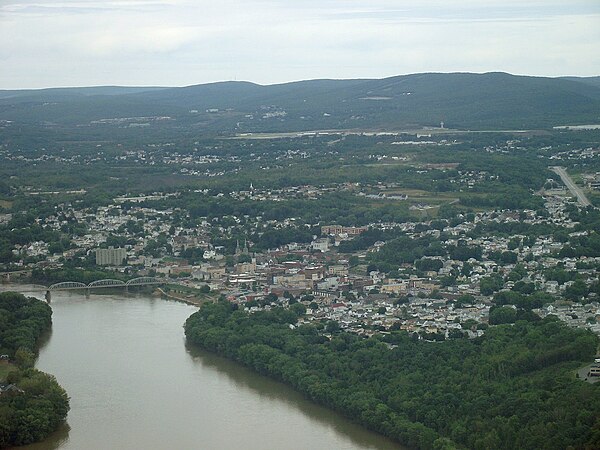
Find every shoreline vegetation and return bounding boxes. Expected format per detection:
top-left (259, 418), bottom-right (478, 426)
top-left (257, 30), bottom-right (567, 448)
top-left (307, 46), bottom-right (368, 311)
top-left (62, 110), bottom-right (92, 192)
top-left (156, 286), bottom-right (213, 307)
top-left (185, 300), bottom-right (600, 450)
top-left (0, 292), bottom-right (70, 448)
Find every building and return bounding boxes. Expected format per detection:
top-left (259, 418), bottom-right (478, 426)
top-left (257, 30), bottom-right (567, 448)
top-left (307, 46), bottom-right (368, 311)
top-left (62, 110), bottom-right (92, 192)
top-left (311, 239), bottom-right (330, 253)
top-left (194, 264), bottom-right (226, 281)
top-left (235, 261), bottom-right (256, 274)
top-left (235, 239), bottom-right (250, 256)
top-left (95, 247), bottom-right (127, 266)
top-left (328, 265), bottom-right (349, 276)
top-left (321, 225), bottom-right (368, 236)
top-left (380, 282), bottom-right (408, 294)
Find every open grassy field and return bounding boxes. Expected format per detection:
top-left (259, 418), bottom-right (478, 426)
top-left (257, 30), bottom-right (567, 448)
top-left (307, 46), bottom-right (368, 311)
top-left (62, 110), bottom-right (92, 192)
top-left (384, 189), bottom-right (459, 206)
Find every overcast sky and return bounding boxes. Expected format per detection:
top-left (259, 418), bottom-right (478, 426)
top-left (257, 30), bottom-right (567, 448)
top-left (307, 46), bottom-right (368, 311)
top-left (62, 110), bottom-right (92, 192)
top-left (1, 0), bottom-right (599, 89)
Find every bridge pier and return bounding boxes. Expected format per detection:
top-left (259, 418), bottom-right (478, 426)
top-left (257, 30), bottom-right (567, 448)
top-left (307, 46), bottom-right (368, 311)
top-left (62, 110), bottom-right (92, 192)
top-left (45, 291), bottom-right (51, 303)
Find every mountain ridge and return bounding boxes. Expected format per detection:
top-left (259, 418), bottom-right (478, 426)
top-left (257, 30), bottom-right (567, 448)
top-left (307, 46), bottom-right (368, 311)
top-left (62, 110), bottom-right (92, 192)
top-left (1, 72), bottom-right (599, 131)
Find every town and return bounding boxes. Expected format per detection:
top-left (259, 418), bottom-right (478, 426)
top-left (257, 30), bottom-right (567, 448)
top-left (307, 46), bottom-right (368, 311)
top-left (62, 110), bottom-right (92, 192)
top-left (3, 3), bottom-right (600, 447)
top-left (2, 132), bottom-right (599, 342)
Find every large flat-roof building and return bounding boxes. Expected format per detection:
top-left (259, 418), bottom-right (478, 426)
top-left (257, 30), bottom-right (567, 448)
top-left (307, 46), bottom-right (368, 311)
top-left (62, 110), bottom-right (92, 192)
top-left (96, 247), bottom-right (127, 266)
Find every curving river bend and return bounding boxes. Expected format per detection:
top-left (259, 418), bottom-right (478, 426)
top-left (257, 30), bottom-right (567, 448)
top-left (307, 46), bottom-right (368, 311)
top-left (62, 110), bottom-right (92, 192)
top-left (3, 286), bottom-right (402, 450)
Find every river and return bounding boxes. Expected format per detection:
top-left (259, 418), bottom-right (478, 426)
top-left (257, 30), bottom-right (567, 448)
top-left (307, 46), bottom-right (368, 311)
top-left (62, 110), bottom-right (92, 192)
top-left (2, 286), bottom-right (402, 450)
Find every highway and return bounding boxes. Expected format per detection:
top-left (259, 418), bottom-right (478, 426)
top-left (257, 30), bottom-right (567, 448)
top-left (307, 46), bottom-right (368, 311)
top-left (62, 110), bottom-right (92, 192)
top-left (551, 166), bottom-right (592, 207)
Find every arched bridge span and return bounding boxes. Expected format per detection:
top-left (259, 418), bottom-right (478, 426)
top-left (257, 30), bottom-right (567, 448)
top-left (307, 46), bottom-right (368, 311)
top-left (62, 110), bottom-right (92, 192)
top-left (42, 277), bottom-right (162, 292)
top-left (49, 281), bottom-right (87, 291)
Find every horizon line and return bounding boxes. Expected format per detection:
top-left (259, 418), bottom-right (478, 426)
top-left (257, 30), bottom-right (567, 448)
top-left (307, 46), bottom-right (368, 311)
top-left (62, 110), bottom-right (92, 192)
top-left (2, 71), bottom-right (598, 92)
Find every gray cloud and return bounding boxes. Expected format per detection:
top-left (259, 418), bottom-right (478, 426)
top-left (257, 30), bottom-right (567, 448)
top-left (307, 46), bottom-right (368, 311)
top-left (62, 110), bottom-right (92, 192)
top-left (1, 0), bottom-right (599, 88)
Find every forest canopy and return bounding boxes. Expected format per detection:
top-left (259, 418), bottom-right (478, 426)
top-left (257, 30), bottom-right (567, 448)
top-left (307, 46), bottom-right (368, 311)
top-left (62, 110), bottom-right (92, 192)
top-left (0, 292), bottom-right (70, 448)
top-left (185, 301), bottom-right (600, 450)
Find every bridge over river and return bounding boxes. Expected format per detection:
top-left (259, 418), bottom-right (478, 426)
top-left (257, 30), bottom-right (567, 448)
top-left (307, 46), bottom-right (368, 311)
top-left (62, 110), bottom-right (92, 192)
top-left (24, 277), bottom-right (164, 301)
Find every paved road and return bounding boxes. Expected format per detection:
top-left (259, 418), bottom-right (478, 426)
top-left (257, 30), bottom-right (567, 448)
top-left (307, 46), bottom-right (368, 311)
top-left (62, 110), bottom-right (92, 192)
top-left (551, 166), bottom-right (592, 207)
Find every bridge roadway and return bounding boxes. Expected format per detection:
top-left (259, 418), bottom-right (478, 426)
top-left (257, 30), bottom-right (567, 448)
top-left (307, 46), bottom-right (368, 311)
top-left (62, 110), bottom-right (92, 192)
top-left (25, 277), bottom-right (163, 293)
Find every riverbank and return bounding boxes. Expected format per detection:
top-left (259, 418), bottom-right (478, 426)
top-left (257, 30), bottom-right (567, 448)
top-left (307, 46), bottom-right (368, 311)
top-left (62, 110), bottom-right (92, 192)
top-left (185, 300), bottom-right (600, 450)
top-left (156, 286), bottom-right (213, 307)
top-left (0, 292), bottom-right (70, 448)
top-left (8, 288), bottom-right (399, 450)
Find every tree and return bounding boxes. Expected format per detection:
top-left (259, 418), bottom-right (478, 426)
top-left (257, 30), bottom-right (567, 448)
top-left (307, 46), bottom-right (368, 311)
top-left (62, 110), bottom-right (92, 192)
top-left (512, 281), bottom-right (535, 295)
top-left (0, 293), bottom-right (70, 447)
top-left (325, 320), bottom-right (340, 333)
top-left (290, 303), bottom-right (307, 317)
top-left (565, 280), bottom-right (588, 301)
top-left (448, 329), bottom-right (465, 339)
top-left (462, 319), bottom-right (478, 330)
top-left (507, 237), bottom-right (521, 250)
top-left (461, 262), bottom-right (473, 277)
top-left (14, 348), bottom-right (34, 369)
top-left (489, 306), bottom-right (518, 324)
top-left (508, 264), bottom-right (528, 282)
top-left (499, 251), bottom-right (518, 265)
top-left (455, 294), bottom-right (475, 307)
top-left (480, 274), bottom-right (504, 295)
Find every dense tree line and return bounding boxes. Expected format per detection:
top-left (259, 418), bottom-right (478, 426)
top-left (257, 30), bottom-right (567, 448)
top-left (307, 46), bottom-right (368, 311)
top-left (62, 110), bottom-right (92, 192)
top-left (0, 368), bottom-right (70, 447)
top-left (250, 226), bottom-right (314, 250)
top-left (0, 292), bottom-right (52, 359)
top-left (368, 235), bottom-right (446, 273)
top-left (337, 228), bottom-right (403, 253)
top-left (569, 208), bottom-right (600, 232)
top-left (0, 292), bottom-right (70, 448)
top-left (185, 301), bottom-right (600, 449)
top-left (171, 191), bottom-right (415, 227)
top-left (459, 186), bottom-right (544, 210)
top-left (559, 231), bottom-right (600, 258)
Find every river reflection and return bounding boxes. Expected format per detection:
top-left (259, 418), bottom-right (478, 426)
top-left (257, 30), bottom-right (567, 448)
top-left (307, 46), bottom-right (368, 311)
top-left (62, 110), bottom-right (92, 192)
top-left (3, 285), bottom-right (403, 450)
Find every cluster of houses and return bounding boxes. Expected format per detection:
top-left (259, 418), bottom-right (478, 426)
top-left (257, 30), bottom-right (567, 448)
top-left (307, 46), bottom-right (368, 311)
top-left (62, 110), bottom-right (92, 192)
top-left (4, 173), bottom-right (599, 340)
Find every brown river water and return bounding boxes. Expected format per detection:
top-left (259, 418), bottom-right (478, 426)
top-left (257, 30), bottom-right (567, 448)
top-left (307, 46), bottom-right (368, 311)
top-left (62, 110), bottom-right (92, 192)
top-left (3, 286), bottom-right (403, 450)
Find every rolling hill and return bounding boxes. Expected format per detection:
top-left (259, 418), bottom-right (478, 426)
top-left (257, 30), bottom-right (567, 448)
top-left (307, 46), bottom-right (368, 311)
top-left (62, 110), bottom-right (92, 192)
top-left (0, 72), bottom-right (599, 131)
